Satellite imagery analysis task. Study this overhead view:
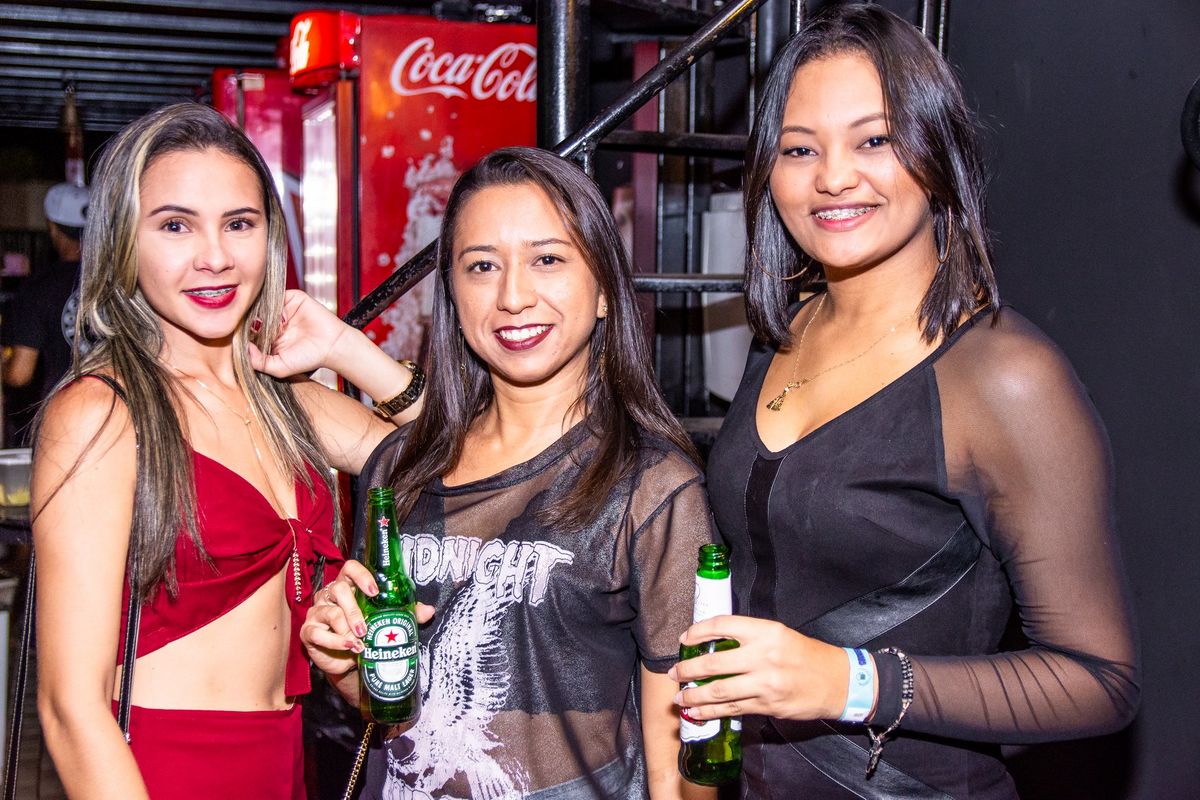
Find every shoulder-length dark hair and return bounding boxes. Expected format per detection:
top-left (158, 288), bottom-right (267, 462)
top-left (744, 2), bottom-right (998, 346)
top-left (387, 146), bottom-right (699, 531)
top-left (35, 102), bottom-right (334, 599)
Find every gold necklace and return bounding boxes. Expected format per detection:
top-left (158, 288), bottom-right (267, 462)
top-left (765, 294), bottom-right (910, 412)
top-left (171, 365), bottom-right (303, 601)
top-left (172, 366), bottom-right (266, 464)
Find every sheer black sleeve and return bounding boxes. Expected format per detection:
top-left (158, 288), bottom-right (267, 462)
top-left (624, 449), bottom-right (719, 673)
top-left (873, 311), bottom-right (1140, 743)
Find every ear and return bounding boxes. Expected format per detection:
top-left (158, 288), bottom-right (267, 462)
top-left (597, 295), bottom-right (608, 319)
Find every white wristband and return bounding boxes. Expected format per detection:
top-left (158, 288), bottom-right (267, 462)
top-left (839, 647), bottom-right (876, 724)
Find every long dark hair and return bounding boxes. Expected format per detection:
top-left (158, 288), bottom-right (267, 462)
top-left (387, 147), bottom-right (699, 531)
top-left (744, 2), bottom-right (998, 346)
top-left (35, 102), bottom-right (335, 599)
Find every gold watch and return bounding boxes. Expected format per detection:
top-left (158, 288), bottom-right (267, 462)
top-left (372, 359), bottom-right (426, 418)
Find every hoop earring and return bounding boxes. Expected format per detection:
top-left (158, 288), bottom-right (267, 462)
top-left (751, 248), bottom-right (806, 282)
top-left (936, 208), bottom-right (955, 265)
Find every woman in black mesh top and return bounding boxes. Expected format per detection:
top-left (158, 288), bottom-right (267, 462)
top-left (670, 5), bottom-right (1139, 798)
top-left (301, 148), bottom-right (715, 799)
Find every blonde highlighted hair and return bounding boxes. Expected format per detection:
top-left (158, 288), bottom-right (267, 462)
top-left (39, 102), bottom-right (335, 599)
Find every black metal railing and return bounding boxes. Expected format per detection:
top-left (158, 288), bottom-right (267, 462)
top-left (345, 0), bottom-right (950, 333)
top-left (344, 0), bottom-right (774, 328)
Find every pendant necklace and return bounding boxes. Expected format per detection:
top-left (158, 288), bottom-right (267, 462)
top-left (171, 365), bottom-right (304, 601)
top-left (765, 294), bottom-right (912, 412)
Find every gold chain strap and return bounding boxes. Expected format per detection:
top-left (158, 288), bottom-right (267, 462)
top-left (341, 722), bottom-right (375, 800)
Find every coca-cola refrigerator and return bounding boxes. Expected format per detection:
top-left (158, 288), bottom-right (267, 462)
top-left (288, 10), bottom-right (537, 360)
top-left (211, 67), bottom-right (307, 290)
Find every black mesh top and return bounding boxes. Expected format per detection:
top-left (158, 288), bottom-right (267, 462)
top-left (706, 297), bottom-right (1139, 799)
top-left (356, 422), bottom-right (716, 799)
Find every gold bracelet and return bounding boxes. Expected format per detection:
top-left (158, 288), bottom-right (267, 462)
top-left (372, 359), bottom-right (425, 419)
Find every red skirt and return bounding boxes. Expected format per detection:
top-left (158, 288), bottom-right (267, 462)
top-left (116, 703), bottom-right (305, 799)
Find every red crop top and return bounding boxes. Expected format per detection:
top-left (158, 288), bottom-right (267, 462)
top-left (119, 452), bottom-right (342, 696)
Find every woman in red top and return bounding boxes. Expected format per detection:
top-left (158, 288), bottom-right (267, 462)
top-left (32, 103), bottom-right (423, 799)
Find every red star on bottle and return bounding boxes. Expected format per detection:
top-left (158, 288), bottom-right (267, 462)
top-left (378, 516), bottom-right (390, 527)
top-left (385, 630), bottom-right (398, 643)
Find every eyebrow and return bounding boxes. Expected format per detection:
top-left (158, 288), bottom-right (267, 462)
top-left (146, 204), bottom-right (262, 217)
top-left (457, 244), bottom-right (496, 260)
top-left (456, 238), bottom-right (574, 260)
top-left (781, 112), bottom-right (887, 135)
top-left (527, 237), bottom-right (572, 249)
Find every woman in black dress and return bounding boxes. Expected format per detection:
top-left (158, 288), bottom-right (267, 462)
top-left (670, 5), bottom-right (1139, 798)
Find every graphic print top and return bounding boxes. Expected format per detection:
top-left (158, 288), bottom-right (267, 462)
top-left (356, 422), bottom-right (716, 799)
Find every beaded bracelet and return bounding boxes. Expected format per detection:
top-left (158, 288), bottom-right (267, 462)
top-left (865, 647), bottom-right (913, 777)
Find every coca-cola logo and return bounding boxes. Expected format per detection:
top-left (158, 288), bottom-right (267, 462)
top-left (390, 37), bottom-right (536, 103)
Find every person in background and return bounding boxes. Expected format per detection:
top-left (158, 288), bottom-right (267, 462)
top-left (32, 102), bottom-right (424, 800)
top-left (1, 183), bottom-right (89, 444)
top-left (301, 147), bottom-right (715, 800)
top-left (671, 5), bottom-right (1139, 798)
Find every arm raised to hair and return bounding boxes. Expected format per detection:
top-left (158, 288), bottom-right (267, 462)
top-left (248, 290), bottom-right (424, 474)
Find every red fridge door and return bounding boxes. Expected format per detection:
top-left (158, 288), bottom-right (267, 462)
top-left (356, 16), bottom-right (537, 360)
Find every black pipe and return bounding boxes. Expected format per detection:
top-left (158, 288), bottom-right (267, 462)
top-left (598, 130), bottom-right (747, 157)
top-left (537, 0), bottom-right (591, 149)
top-left (555, 0), bottom-right (769, 160)
top-left (790, 0), bottom-right (806, 36)
top-left (919, 0), bottom-right (949, 54)
top-left (632, 273), bottom-right (743, 293)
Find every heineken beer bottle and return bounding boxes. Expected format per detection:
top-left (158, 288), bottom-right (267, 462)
top-left (358, 486), bottom-right (421, 724)
top-left (678, 543), bottom-right (741, 785)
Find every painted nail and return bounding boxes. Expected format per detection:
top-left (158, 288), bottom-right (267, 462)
top-left (352, 641), bottom-right (364, 654)
top-left (369, 584), bottom-right (380, 596)
top-left (250, 318), bottom-right (262, 333)
top-left (355, 622), bottom-right (366, 637)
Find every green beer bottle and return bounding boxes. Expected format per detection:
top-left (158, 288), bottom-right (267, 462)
top-left (678, 543), bottom-right (741, 785)
top-left (357, 486), bottom-right (421, 724)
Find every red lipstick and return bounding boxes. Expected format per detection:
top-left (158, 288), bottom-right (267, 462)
top-left (494, 324), bottom-right (553, 351)
top-left (183, 286), bottom-right (237, 309)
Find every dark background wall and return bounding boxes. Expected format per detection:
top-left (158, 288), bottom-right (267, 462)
top-left (943, 2), bottom-right (1200, 797)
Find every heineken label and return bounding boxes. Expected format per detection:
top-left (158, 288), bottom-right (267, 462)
top-left (693, 575), bottom-right (732, 623)
top-left (360, 609), bottom-right (419, 701)
top-left (375, 514), bottom-right (392, 568)
top-left (679, 684), bottom-right (720, 742)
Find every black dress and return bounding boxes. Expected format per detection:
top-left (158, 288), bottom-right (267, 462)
top-left (706, 298), bottom-right (1139, 799)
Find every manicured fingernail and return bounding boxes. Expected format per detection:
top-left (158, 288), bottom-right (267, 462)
top-left (369, 584), bottom-right (379, 596)
top-left (250, 318), bottom-right (262, 333)
top-left (344, 639), bottom-right (358, 650)
top-left (353, 641), bottom-right (364, 653)
top-left (355, 622), bottom-right (366, 637)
